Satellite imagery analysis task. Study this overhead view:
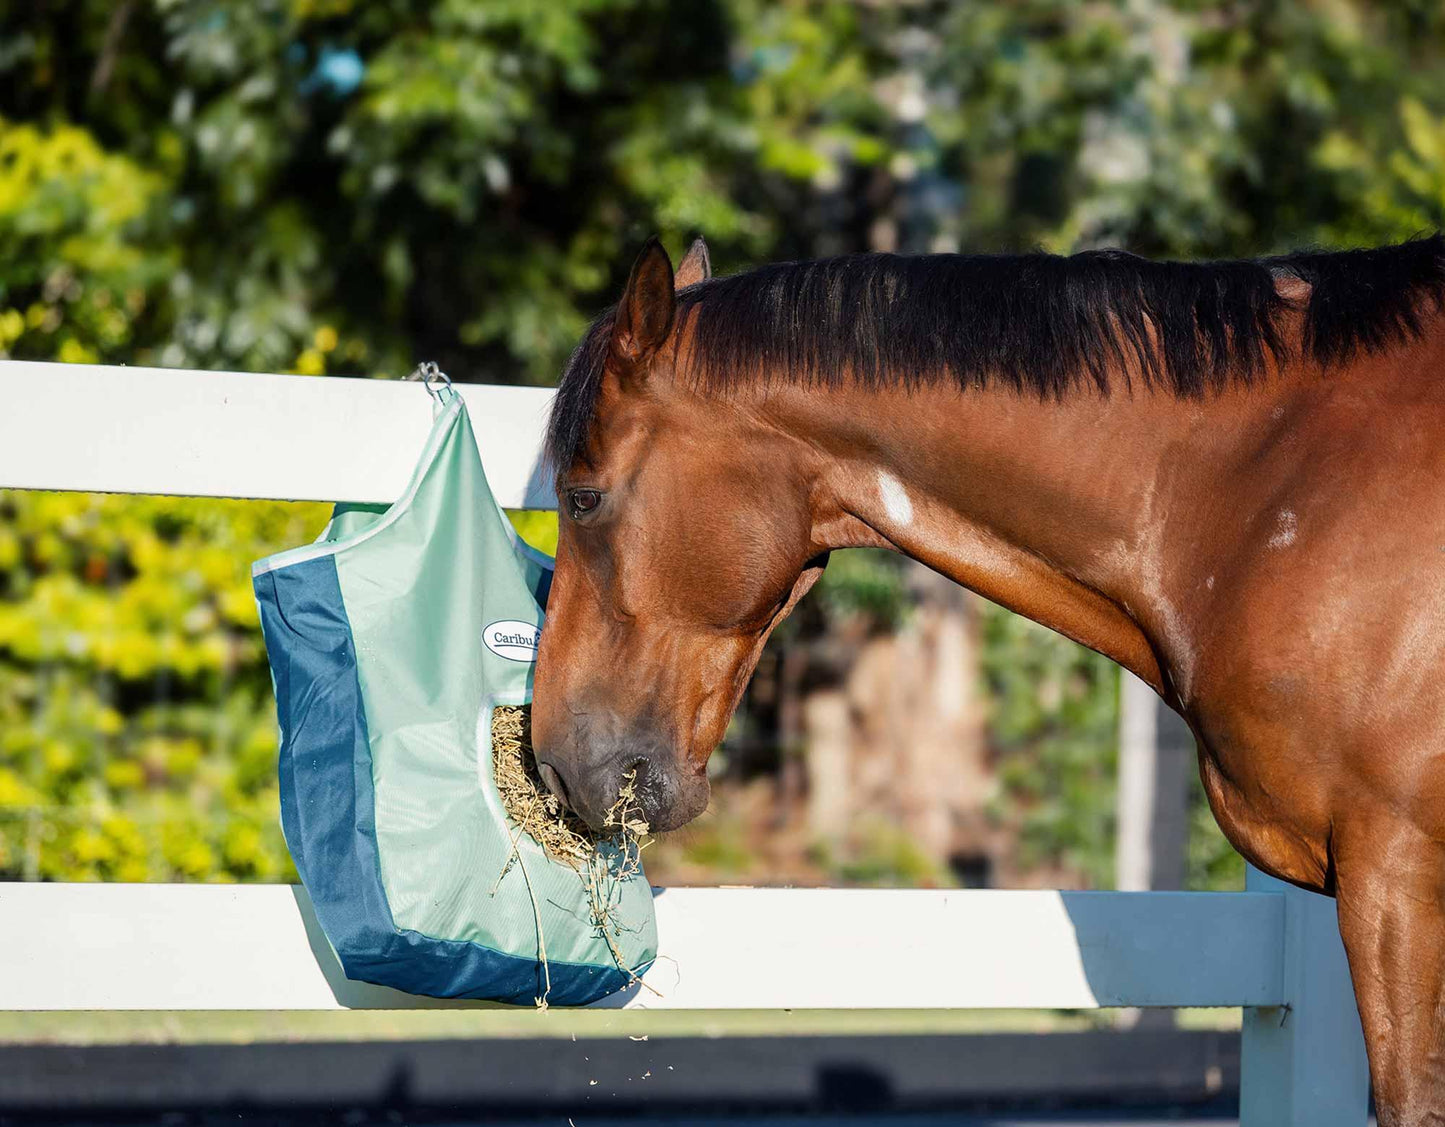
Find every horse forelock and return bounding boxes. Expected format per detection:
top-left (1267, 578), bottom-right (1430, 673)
top-left (547, 235), bottom-right (1445, 472)
top-left (546, 307), bottom-right (615, 475)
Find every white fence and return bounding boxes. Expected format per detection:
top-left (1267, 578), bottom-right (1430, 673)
top-left (0, 361), bottom-right (1370, 1123)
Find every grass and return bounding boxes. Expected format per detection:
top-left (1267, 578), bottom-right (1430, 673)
top-left (0, 1007), bottom-right (1241, 1046)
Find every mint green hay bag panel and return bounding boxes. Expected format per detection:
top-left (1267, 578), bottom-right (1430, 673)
top-left (252, 387), bottom-right (656, 1005)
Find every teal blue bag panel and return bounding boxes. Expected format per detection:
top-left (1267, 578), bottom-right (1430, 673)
top-left (254, 554), bottom-right (632, 1005)
top-left (253, 389), bottom-right (656, 1006)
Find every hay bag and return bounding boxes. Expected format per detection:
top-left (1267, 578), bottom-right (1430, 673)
top-left (252, 380), bottom-right (656, 1006)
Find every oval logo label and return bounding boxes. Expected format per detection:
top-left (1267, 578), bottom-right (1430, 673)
top-left (484, 619), bottom-right (541, 663)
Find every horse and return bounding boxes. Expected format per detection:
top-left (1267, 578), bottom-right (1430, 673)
top-left (531, 232), bottom-right (1445, 1124)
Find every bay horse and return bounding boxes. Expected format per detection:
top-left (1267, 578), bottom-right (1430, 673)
top-left (532, 233), bottom-right (1445, 1124)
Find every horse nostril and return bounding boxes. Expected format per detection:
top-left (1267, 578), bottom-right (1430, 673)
top-left (537, 761), bottom-right (572, 811)
top-left (622, 756), bottom-right (651, 797)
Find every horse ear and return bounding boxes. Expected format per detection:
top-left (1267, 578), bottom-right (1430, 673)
top-left (674, 236), bottom-right (712, 289)
top-left (610, 236), bottom-right (675, 368)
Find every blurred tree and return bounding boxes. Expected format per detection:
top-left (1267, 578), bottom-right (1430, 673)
top-left (0, 0), bottom-right (899, 881)
top-left (980, 605), bottom-right (1119, 888)
top-left (0, 491), bottom-right (324, 881)
top-left (3, 0), bottom-right (1445, 886)
top-left (0, 0), bottom-right (898, 381)
top-left (928, 0), bottom-right (1445, 256)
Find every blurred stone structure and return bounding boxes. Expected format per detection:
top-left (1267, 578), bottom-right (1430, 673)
top-left (801, 563), bottom-right (994, 885)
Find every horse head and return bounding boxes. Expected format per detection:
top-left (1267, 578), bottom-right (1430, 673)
top-left (530, 238), bottom-right (828, 832)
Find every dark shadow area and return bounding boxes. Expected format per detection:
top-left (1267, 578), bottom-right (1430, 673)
top-left (1058, 889), bottom-right (1278, 1008)
top-left (0, 1030), bottom-right (1240, 1124)
top-left (519, 430), bottom-right (556, 513)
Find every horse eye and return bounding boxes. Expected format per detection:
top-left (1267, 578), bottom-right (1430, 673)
top-left (569, 489), bottom-right (602, 518)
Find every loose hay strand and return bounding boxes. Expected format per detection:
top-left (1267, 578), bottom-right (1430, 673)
top-left (491, 704), bottom-right (655, 1003)
top-left (500, 821), bottom-right (552, 1010)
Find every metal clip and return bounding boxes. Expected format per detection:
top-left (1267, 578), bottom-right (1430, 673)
top-left (406, 361), bottom-right (453, 401)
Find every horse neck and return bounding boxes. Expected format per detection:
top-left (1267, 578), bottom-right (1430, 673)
top-left (755, 374), bottom-right (1294, 701)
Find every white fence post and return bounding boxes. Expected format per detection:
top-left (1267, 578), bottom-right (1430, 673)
top-left (1239, 865), bottom-right (1369, 1126)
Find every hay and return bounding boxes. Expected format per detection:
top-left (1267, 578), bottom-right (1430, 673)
top-left (490, 704), bottom-right (654, 1005)
top-left (492, 704), bottom-right (599, 865)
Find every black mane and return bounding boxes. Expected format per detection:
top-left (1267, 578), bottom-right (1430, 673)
top-left (547, 236), bottom-right (1445, 470)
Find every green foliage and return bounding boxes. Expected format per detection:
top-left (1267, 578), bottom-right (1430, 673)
top-left (0, 491), bottom-right (328, 881)
top-left (0, 0), bottom-right (901, 380)
top-left (676, 819), bottom-right (756, 878)
top-left (830, 820), bottom-right (949, 888)
top-left (1318, 97), bottom-right (1445, 243)
top-left (813, 548), bottom-right (910, 632)
top-left (979, 604), bottom-right (1119, 889)
top-left (929, 1), bottom-right (1445, 257)
top-left (506, 509), bottom-right (559, 558)
top-left (1187, 782), bottom-right (1246, 892)
top-left (0, 117), bottom-right (171, 365)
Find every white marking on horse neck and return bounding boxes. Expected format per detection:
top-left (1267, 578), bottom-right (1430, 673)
top-left (1268, 510), bottom-right (1297, 549)
top-left (877, 470), bottom-right (914, 527)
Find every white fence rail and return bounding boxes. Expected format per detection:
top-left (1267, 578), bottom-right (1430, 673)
top-left (0, 884), bottom-right (1284, 1012)
top-left (0, 362), bottom-right (1370, 1124)
top-left (0, 360), bottom-right (556, 508)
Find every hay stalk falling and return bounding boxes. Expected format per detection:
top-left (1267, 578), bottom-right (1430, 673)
top-left (491, 704), bottom-right (654, 1004)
